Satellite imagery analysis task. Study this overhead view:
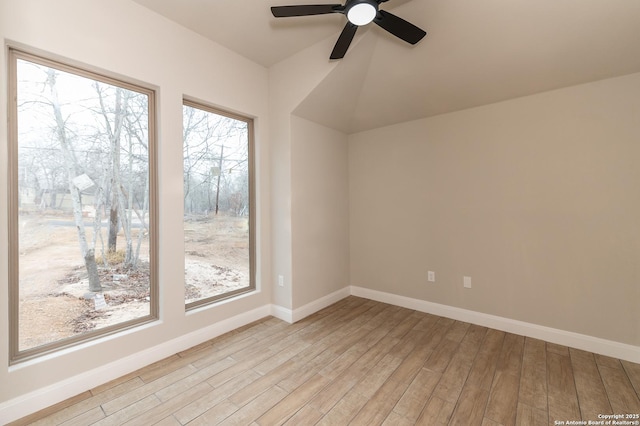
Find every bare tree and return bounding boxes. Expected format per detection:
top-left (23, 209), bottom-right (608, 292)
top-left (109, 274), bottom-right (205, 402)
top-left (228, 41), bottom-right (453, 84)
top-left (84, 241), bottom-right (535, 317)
top-left (17, 59), bottom-right (152, 298)
top-left (95, 84), bottom-right (149, 268)
top-left (95, 84), bottom-right (130, 256)
top-left (46, 69), bottom-right (101, 292)
top-left (183, 106), bottom-right (249, 217)
top-left (183, 105), bottom-right (215, 214)
top-left (123, 98), bottom-right (151, 269)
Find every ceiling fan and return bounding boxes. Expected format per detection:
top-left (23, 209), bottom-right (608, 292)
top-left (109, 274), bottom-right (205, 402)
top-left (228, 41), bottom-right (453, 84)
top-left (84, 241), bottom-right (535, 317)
top-left (271, 0), bottom-right (426, 59)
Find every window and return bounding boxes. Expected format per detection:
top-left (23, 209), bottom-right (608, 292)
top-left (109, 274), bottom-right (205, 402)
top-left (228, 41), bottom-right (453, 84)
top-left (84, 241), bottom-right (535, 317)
top-left (8, 49), bottom-right (158, 362)
top-left (183, 99), bottom-right (255, 309)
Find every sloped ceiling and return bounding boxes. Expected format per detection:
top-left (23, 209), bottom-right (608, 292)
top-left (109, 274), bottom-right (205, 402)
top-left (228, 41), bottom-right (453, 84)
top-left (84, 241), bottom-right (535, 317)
top-left (132, 0), bottom-right (640, 133)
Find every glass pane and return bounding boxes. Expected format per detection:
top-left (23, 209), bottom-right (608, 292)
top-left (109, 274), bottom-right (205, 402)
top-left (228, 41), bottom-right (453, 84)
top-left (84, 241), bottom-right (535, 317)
top-left (16, 58), bottom-right (153, 351)
top-left (183, 104), bottom-right (252, 305)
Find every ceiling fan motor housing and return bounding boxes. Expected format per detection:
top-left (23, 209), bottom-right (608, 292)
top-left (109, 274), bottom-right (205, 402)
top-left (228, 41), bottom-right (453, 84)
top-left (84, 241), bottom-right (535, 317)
top-left (345, 0), bottom-right (379, 26)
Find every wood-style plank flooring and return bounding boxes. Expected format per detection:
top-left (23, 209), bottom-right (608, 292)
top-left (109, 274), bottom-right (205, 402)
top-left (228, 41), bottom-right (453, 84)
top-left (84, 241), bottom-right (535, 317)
top-left (11, 297), bottom-right (640, 425)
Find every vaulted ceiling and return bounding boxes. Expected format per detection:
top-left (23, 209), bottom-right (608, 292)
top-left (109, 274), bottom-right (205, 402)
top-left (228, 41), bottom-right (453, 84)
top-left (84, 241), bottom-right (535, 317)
top-left (132, 0), bottom-right (640, 133)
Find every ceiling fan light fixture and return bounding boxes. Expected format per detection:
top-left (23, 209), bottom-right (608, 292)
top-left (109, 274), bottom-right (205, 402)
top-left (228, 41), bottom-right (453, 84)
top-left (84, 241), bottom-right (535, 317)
top-left (271, 0), bottom-right (427, 59)
top-left (346, 1), bottom-right (377, 26)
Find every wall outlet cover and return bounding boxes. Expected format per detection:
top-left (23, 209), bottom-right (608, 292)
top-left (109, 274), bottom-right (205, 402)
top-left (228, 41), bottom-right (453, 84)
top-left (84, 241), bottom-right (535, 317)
top-left (463, 276), bottom-right (472, 288)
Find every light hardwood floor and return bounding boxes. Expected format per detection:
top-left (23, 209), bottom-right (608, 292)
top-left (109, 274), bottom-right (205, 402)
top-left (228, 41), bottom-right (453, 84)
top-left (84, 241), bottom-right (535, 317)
top-left (11, 296), bottom-right (640, 425)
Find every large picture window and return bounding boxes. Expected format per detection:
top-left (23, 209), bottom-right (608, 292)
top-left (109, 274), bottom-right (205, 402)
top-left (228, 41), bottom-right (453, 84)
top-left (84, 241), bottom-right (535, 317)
top-left (8, 49), bottom-right (158, 362)
top-left (183, 99), bottom-right (255, 309)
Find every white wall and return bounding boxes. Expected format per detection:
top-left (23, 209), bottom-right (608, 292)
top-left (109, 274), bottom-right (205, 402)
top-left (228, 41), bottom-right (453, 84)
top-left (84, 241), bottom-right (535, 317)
top-left (267, 37), bottom-right (341, 312)
top-left (349, 72), bottom-right (640, 347)
top-left (0, 0), bottom-right (271, 420)
top-left (291, 116), bottom-right (349, 308)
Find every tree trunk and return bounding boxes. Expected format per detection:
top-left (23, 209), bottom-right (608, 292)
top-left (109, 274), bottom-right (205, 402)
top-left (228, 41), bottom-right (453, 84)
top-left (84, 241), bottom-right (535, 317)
top-left (47, 69), bottom-right (102, 292)
top-left (85, 249), bottom-right (102, 292)
top-left (98, 86), bottom-right (127, 255)
top-left (108, 202), bottom-right (118, 252)
top-left (215, 145), bottom-right (224, 215)
top-left (134, 168), bottom-right (150, 267)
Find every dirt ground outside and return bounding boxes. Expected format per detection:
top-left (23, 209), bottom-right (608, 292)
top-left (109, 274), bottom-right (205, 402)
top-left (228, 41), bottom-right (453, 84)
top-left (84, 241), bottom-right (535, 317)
top-left (17, 211), bottom-right (250, 351)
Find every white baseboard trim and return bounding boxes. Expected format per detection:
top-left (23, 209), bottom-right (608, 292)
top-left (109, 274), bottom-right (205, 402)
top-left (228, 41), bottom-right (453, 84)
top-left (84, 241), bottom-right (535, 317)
top-left (0, 305), bottom-right (271, 424)
top-left (270, 304), bottom-right (293, 323)
top-left (350, 286), bottom-right (640, 364)
top-left (292, 287), bottom-right (351, 323)
top-left (269, 287), bottom-right (351, 324)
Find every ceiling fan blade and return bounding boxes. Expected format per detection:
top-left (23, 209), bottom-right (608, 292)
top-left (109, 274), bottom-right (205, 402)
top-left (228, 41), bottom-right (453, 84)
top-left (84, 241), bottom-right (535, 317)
top-left (330, 22), bottom-right (358, 59)
top-left (374, 9), bottom-right (426, 44)
top-left (271, 4), bottom-right (343, 17)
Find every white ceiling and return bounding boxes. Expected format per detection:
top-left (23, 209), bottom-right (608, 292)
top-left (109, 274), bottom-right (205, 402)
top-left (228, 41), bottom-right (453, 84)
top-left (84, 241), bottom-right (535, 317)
top-left (132, 0), bottom-right (640, 133)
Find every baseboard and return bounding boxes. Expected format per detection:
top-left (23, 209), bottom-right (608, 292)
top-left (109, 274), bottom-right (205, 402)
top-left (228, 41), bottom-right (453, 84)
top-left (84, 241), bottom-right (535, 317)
top-left (270, 304), bottom-right (293, 323)
top-left (291, 287), bottom-right (351, 323)
top-left (0, 305), bottom-right (271, 424)
top-left (350, 286), bottom-right (640, 364)
top-left (269, 287), bottom-right (351, 324)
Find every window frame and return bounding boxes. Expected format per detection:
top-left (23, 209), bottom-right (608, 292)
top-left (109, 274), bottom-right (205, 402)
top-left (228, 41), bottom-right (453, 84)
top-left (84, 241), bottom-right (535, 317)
top-left (7, 47), bottom-right (159, 364)
top-left (182, 97), bottom-right (256, 311)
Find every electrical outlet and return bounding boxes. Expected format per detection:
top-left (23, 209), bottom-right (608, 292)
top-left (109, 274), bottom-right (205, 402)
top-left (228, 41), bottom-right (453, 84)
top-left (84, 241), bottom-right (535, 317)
top-left (278, 275), bottom-right (284, 287)
top-left (428, 271), bottom-right (435, 282)
top-left (463, 276), bottom-right (472, 288)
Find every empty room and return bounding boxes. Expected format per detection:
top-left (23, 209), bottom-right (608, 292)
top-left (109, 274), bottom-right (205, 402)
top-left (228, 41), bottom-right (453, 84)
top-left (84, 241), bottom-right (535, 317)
top-left (1, 0), bottom-right (639, 424)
